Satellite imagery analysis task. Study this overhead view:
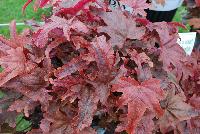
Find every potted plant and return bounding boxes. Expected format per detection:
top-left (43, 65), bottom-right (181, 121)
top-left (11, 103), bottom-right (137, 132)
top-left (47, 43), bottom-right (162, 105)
top-left (0, 0), bottom-right (199, 133)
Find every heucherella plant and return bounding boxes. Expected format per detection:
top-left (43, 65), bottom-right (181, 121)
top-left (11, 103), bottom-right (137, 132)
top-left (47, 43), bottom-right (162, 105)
top-left (0, 0), bottom-right (199, 134)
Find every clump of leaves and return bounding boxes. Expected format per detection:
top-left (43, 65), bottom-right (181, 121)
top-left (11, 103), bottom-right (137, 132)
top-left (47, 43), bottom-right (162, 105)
top-left (0, 0), bottom-right (200, 134)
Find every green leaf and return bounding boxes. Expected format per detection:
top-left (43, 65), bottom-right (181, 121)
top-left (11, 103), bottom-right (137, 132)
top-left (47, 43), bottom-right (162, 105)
top-left (0, 90), bottom-right (5, 99)
top-left (0, 67), bottom-right (3, 72)
top-left (16, 114), bottom-right (32, 132)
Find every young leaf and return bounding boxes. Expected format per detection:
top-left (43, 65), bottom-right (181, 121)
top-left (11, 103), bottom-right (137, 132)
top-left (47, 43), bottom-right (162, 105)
top-left (56, 0), bottom-right (95, 15)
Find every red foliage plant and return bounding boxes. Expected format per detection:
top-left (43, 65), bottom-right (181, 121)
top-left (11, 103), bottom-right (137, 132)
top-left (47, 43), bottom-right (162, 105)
top-left (0, 0), bottom-right (200, 134)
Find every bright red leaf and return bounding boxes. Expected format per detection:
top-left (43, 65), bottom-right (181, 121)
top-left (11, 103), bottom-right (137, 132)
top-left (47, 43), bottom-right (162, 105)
top-left (56, 0), bottom-right (95, 15)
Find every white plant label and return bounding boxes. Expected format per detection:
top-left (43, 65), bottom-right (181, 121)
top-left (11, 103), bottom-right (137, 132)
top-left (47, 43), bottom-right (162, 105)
top-left (177, 32), bottom-right (196, 55)
top-left (109, 0), bottom-right (133, 13)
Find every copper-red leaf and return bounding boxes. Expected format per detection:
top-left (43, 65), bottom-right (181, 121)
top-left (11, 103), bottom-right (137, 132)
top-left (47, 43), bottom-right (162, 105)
top-left (120, 0), bottom-right (150, 16)
top-left (34, 16), bottom-right (88, 48)
top-left (158, 89), bottom-right (198, 133)
top-left (112, 77), bottom-right (164, 133)
top-left (0, 47), bottom-right (36, 86)
top-left (75, 89), bottom-right (98, 131)
top-left (90, 35), bottom-right (114, 71)
top-left (56, 0), bottom-right (95, 15)
top-left (54, 57), bottom-right (87, 79)
top-left (98, 10), bottom-right (145, 48)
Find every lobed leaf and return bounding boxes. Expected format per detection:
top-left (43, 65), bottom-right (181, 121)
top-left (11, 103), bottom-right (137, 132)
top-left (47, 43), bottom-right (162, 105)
top-left (98, 10), bottom-right (145, 48)
top-left (112, 77), bottom-right (164, 133)
top-left (34, 16), bottom-right (88, 48)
